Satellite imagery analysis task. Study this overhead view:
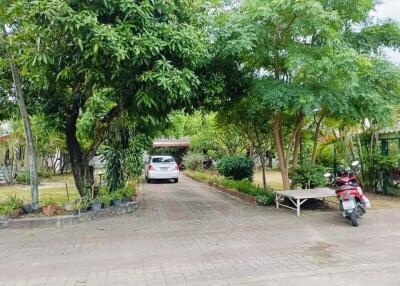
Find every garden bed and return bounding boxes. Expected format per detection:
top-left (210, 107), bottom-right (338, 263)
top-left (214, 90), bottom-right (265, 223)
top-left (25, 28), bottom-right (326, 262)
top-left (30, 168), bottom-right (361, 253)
top-left (184, 171), bottom-right (275, 206)
top-left (0, 201), bottom-right (138, 229)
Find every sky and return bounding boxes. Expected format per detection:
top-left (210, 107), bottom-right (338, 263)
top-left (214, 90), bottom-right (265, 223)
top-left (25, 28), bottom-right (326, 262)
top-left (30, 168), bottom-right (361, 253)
top-left (373, 0), bottom-right (400, 64)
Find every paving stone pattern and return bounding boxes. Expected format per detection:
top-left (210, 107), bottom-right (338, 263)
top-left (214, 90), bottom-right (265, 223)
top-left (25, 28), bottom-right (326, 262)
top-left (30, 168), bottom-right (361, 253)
top-left (1, 175), bottom-right (400, 285)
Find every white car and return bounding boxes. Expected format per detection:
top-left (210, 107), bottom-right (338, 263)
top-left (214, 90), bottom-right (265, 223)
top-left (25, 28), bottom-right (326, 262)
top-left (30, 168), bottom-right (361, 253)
top-left (145, 155), bottom-right (179, 183)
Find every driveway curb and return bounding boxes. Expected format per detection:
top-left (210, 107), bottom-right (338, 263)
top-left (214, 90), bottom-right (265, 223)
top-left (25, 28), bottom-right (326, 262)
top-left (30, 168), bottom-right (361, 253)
top-left (0, 201), bottom-right (138, 229)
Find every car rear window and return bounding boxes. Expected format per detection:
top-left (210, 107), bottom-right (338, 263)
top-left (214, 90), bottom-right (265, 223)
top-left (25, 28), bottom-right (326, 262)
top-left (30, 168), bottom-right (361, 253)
top-left (152, 157), bottom-right (175, 163)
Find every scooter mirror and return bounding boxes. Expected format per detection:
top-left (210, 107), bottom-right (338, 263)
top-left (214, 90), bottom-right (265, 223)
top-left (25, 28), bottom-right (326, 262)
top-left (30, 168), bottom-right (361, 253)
top-left (351, 161), bottom-right (360, 167)
top-left (324, 173), bottom-right (332, 178)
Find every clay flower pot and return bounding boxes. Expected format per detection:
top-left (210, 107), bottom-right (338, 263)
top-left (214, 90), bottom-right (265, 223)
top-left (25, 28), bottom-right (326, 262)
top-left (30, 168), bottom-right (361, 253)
top-left (42, 205), bottom-right (56, 216)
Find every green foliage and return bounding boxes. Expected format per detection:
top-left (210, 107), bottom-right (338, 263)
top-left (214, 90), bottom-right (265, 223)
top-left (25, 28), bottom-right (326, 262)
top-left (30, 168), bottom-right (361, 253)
top-left (219, 178), bottom-right (258, 196)
top-left (110, 189), bottom-right (124, 201)
top-left (73, 196), bottom-right (90, 211)
top-left (214, 0), bottom-right (400, 189)
top-left (41, 196), bottom-right (57, 206)
top-left (124, 137), bottom-right (148, 179)
top-left (0, 194), bottom-right (23, 215)
top-left (256, 193), bottom-right (276, 206)
top-left (101, 134), bottom-right (147, 192)
top-left (120, 181), bottom-right (137, 199)
top-left (165, 112), bottom-right (247, 156)
top-left (3, 0), bottom-right (220, 195)
top-left (97, 190), bottom-right (112, 205)
top-left (0, 203), bottom-right (14, 216)
top-left (101, 145), bottom-right (125, 192)
top-left (182, 152), bottom-right (204, 171)
top-left (186, 170), bottom-right (275, 206)
top-left (290, 165), bottom-right (326, 189)
top-left (217, 156), bottom-right (254, 181)
top-left (16, 171), bottom-right (30, 185)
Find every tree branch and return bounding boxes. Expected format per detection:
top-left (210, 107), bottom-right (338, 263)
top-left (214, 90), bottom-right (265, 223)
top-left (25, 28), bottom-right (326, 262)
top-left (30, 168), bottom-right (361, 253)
top-left (84, 104), bottom-right (122, 162)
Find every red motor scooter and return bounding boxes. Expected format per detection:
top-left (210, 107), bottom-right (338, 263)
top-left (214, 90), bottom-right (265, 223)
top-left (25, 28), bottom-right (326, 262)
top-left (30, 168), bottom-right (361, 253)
top-left (325, 161), bottom-right (371, 227)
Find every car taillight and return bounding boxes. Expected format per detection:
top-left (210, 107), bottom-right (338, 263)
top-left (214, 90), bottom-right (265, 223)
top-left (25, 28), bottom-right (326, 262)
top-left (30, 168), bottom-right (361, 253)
top-left (176, 165), bottom-right (179, 170)
top-left (149, 165), bottom-right (154, 171)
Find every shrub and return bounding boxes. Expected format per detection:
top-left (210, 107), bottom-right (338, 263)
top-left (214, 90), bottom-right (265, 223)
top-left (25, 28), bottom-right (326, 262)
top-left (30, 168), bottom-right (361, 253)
top-left (185, 170), bottom-right (276, 206)
top-left (38, 171), bottom-right (52, 179)
top-left (16, 171), bottom-right (30, 184)
top-left (182, 152), bottom-right (204, 171)
top-left (0, 194), bottom-right (24, 215)
top-left (41, 197), bottom-right (57, 206)
top-left (290, 164), bottom-right (326, 189)
top-left (121, 184), bottom-right (136, 198)
top-left (217, 155), bottom-right (254, 181)
top-left (256, 193), bottom-right (275, 206)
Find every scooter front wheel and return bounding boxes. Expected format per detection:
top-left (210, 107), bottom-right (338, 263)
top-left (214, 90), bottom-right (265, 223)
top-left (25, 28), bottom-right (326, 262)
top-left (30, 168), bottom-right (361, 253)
top-left (350, 211), bottom-right (359, 227)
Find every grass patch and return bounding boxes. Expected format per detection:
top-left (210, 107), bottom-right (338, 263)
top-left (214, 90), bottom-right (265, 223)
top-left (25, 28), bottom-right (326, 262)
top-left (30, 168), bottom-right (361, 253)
top-left (185, 170), bottom-right (276, 206)
top-left (0, 174), bottom-right (80, 205)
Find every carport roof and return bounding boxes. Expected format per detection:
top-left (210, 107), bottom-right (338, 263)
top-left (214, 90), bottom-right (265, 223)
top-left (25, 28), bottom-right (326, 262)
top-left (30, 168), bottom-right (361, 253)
top-left (153, 137), bottom-right (190, 148)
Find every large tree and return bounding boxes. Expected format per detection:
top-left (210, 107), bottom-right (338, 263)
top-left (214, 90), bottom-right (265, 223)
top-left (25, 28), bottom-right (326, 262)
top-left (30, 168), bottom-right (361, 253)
top-left (218, 0), bottom-right (400, 189)
top-left (218, 94), bottom-right (274, 190)
top-left (8, 0), bottom-right (214, 195)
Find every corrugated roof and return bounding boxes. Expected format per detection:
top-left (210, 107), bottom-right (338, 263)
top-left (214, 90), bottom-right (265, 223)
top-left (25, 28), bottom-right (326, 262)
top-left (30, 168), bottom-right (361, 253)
top-left (153, 137), bottom-right (190, 148)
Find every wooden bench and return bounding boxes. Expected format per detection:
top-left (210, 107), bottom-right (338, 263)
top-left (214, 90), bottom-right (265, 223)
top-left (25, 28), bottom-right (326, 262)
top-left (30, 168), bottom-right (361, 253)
top-left (275, 188), bottom-right (336, 216)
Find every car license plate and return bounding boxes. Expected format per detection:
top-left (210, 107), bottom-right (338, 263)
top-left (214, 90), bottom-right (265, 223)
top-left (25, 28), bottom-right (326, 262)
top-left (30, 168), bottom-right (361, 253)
top-left (160, 167), bottom-right (168, 171)
top-left (342, 200), bottom-right (355, 210)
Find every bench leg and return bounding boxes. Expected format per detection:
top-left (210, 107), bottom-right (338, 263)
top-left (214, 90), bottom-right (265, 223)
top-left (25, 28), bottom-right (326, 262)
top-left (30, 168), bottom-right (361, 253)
top-left (276, 193), bottom-right (279, 209)
top-left (296, 198), bottom-right (300, 217)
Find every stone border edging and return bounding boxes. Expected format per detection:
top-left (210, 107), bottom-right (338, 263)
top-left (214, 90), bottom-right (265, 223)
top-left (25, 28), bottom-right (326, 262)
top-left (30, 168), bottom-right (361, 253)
top-left (184, 173), bottom-right (257, 204)
top-left (0, 201), bottom-right (138, 229)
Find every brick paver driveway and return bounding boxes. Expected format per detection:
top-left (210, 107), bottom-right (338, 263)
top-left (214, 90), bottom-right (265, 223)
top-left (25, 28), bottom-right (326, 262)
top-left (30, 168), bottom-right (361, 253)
top-left (1, 175), bottom-right (400, 286)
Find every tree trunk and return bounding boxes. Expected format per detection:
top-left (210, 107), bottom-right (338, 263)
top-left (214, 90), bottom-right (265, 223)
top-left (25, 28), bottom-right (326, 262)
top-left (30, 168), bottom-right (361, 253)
top-left (285, 113), bottom-right (304, 170)
top-left (267, 150), bottom-right (273, 168)
top-left (292, 121), bottom-right (302, 169)
top-left (10, 63), bottom-right (40, 209)
top-left (65, 103), bottom-right (121, 196)
top-left (66, 114), bottom-right (86, 196)
top-left (311, 116), bottom-right (324, 164)
top-left (259, 152), bottom-right (267, 191)
top-left (273, 113), bottom-right (290, 190)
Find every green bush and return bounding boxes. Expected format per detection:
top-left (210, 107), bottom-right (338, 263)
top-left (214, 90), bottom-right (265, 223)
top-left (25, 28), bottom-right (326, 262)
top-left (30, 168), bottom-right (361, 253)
top-left (0, 194), bottom-right (24, 215)
top-left (256, 193), bottom-right (275, 206)
top-left (185, 170), bottom-right (275, 206)
top-left (219, 178), bottom-right (257, 195)
top-left (217, 155), bottom-right (254, 181)
top-left (16, 171), bottom-right (30, 184)
top-left (39, 171), bottom-right (52, 179)
top-left (41, 196), bottom-right (57, 206)
top-left (182, 152), bottom-right (204, 171)
top-left (290, 164), bottom-right (326, 189)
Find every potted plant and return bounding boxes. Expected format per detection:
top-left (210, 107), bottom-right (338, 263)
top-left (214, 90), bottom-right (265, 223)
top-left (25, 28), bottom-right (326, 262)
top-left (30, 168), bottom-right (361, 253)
top-left (91, 198), bottom-right (102, 211)
top-left (111, 189), bottom-right (124, 206)
top-left (73, 197), bottom-right (90, 215)
top-left (0, 204), bottom-right (14, 221)
top-left (120, 187), bottom-right (131, 203)
top-left (41, 197), bottom-right (58, 216)
top-left (99, 191), bottom-right (111, 208)
top-left (1, 194), bottom-right (24, 219)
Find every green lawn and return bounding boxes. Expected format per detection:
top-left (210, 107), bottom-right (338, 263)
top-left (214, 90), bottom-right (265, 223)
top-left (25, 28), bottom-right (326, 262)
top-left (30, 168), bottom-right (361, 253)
top-left (0, 174), bottom-right (80, 204)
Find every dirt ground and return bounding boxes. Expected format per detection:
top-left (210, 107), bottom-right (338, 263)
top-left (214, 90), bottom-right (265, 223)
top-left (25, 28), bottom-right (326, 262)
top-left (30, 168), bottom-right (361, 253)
top-left (253, 168), bottom-right (400, 210)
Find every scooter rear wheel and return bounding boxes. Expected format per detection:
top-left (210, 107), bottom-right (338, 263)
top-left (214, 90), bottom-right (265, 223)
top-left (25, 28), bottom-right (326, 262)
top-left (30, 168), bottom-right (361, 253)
top-left (350, 211), bottom-right (359, 227)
